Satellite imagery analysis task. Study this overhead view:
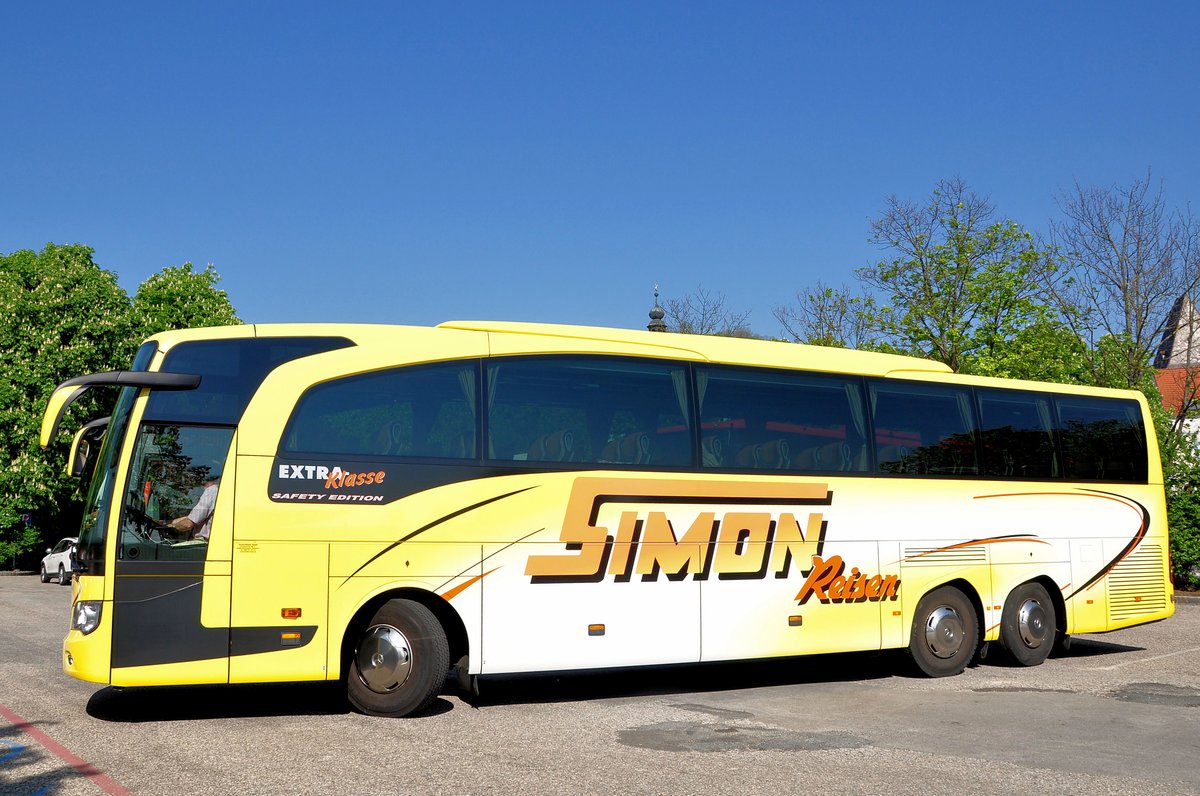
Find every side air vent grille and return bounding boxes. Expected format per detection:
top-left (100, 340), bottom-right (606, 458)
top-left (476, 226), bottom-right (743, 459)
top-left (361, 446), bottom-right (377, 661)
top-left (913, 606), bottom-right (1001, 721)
top-left (903, 545), bottom-right (987, 565)
top-left (1109, 544), bottom-right (1168, 622)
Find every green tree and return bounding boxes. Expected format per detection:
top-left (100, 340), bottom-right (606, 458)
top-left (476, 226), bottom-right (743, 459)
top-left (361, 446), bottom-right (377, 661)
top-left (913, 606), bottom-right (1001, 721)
top-left (855, 177), bottom-right (1054, 374)
top-left (132, 262), bottom-right (240, 336)
top-left (773, 282), bottom-right (878, 350)
top-left (965, 320), bottom-right (1091, 384)
top-left (663, 285), bottom-right (755, 337)
top-left (1042, 171), bottom-right (1198, 389)
top-left (0, 246), bottom-right (243, 567)
top-left (1146, 392), bottom-right (1200, 588)
top-left (0, 244), bottom-right (137, 564)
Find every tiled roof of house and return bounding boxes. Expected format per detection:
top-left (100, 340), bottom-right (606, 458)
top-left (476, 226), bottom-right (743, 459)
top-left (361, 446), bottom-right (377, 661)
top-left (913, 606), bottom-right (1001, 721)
top-left (1155, 367), bottom-right (1200, 413)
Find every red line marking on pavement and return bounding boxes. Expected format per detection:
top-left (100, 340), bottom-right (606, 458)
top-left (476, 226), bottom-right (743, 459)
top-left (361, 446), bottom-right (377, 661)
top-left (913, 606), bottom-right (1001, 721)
top-left (0, 701), bottom-right (133, 795)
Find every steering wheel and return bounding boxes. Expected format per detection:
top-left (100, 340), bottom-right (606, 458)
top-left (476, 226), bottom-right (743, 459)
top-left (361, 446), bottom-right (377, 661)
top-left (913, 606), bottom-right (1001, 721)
top-left (125, 492), bottom-right (172, 541)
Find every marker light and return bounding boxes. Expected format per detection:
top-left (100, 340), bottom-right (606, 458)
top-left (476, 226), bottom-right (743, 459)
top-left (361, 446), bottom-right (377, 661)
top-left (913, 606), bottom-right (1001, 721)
top-left (72, 601), bottom-right (102, 635)
top-left (281, 608), bottom-right (302, 619)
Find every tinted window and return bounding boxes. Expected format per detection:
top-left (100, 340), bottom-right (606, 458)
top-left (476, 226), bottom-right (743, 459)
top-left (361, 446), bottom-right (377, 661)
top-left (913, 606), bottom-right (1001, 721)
top-left (283, 361), bottom-right (478, 459)
top-left (487, 358), bottom-right (691, 466)
top-left (697, 367), bottom-right (868, 472)
top-left (145, 337), bottom-right (352, 424)
top-left (978, 390), bottom-right (1057, 478)
top-left (871, 381), bottom-right (978, 475)
top-left (120, 423), bottom-right (236, 562)
top-left (1057, 397), bottom-right (1147, 481)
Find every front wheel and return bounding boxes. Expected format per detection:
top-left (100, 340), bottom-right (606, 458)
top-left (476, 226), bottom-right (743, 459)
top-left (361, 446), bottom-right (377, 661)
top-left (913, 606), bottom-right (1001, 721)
top-left (346, 599), bottom-right (449, 717)
top-left (999, 582), bottom-right (1056, 666)
top-left (908, 585), bottom-right (979, 677)
top-left (40, 565), bottom-right (50, 584)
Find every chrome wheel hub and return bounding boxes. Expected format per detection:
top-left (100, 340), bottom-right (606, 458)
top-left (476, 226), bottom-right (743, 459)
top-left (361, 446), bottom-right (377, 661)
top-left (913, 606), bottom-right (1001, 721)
top-left (356, 624), bottom-right (413, 693)
top-left (1017, 598), bottom-right (1049, 648)
top-left (924, 606), bottom-right (964, 659)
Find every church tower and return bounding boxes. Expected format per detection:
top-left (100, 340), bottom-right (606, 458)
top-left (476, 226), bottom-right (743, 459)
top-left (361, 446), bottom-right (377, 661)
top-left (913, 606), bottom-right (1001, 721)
top-left (1154, 294), bottom-right (1200, 368)
top-left (647, 283), bottom-right (667, 333)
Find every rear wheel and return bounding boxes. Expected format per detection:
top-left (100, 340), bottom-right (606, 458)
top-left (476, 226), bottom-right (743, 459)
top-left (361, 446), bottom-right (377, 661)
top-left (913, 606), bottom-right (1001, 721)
top-left (908, 585), bottom-right (979, 677)
top-left (999, 582), bottom-right (1056, 666)
top-left (58, 564), bottom-right (70, 585)
top-left (346, 599), bottom-right (449, 717)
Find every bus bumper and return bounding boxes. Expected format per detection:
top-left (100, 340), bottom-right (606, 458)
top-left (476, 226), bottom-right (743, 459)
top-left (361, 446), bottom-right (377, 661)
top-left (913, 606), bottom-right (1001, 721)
top-left (63, 607), bottom-right (112, 685)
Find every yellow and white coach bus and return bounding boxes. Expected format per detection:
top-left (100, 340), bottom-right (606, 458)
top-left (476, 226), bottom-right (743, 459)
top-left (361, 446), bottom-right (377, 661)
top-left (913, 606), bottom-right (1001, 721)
top-left (40, 321), bottom-right (1174, 717)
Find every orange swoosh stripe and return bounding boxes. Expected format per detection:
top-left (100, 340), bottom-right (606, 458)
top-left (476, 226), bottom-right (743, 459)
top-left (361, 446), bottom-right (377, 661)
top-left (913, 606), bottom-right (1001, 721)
top-left (441, 567), bottom-right (498, 602)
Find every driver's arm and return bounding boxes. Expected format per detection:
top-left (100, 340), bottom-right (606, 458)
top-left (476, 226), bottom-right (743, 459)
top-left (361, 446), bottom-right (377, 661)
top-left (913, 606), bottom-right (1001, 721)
top-left (169, 516), bottom-right (196, 532)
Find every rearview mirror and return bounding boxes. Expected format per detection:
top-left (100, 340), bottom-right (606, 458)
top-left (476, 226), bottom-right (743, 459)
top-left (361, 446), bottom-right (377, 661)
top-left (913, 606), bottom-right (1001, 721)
top-left (67, 417), bottom-right (110, 478)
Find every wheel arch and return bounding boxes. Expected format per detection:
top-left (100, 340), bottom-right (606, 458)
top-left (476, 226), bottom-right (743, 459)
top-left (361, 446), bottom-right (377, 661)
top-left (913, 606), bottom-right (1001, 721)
top-left (915, 577), bottom-right (986, 644)
top-left (1010, 575), bottom-right (1067, 637)
top-left (339, 587), bottom-right (468, 680)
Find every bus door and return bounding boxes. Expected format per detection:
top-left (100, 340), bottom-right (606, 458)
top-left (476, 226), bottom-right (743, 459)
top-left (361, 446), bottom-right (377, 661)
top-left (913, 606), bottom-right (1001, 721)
top-left (109, 423), bottom-right (236, 686)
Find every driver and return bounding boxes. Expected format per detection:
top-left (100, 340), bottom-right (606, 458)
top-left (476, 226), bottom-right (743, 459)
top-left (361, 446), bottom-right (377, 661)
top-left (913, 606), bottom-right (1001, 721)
top-left (169, 473), bottom-right (220, 541)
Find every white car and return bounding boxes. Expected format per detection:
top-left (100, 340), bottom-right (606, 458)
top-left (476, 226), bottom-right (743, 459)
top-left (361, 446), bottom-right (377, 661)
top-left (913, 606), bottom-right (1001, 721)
top-left (40, 537), bottom-right (77, 585)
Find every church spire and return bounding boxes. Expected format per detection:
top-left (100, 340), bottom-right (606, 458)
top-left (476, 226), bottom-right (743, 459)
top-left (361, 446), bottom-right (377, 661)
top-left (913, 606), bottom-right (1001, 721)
top-left (647, 283), bottom-right (667, 332)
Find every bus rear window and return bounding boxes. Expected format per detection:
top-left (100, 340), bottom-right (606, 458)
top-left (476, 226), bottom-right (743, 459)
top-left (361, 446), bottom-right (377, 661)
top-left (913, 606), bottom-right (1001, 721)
top-left (1057, 397), bottom-right (1147, 481)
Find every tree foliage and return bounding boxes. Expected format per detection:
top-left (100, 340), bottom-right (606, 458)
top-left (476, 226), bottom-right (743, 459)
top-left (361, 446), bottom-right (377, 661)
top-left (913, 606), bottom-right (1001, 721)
top-left (0, 245), bottom-right (242, 566)
top-left (663, 285), bottom-right (754, 337)
top-left (856, 178), bottom-right (1054, 374)
top-left (132, 262), bottom-right (240, 336)
top-left (1042, 171), bottom-right (1199, 389)
top-left (773, 282), bottom-right (876, 349)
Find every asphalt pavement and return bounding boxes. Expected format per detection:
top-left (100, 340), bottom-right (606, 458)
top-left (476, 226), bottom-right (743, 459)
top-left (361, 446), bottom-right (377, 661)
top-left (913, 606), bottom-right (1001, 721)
top-left (2, 575), bottom-right (1198, 795)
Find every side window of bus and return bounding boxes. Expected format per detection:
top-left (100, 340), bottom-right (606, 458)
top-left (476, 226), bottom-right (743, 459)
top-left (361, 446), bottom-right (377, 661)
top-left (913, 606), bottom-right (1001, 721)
top-left (696, 367), bottom-right (869, 472)
top-left (870, 381), bottom-right (978, 476)
top-left (977, 390), bottom-right (1057, 478)
top-left (121, 424), bottom-right (235, 562)
top-left (486, 358), bottom-right (692, 467)
top-left (282, 362), bottom-right (478, 459)
top-left (1057, 397), bottom-right (1147, 481)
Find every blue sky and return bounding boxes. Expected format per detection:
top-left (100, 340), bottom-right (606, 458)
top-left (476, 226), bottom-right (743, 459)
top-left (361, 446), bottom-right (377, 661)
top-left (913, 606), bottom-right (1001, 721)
top-left (3, 2), bottom-right (1198, 336)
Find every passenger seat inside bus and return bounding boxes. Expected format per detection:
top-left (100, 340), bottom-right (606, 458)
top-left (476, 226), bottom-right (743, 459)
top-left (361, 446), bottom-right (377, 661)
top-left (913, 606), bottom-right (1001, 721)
top-left (876, 445), bottom-right (912, 473)
top-left (374, 421), bottom-right (407, 456)
top-left (600, 432), bottom-right (651, 465)
top-left (793, 441), bottom-right (854, 471)
top-left (701, 436), bottom-right (723, 467)
top-left (734, 439), bottom-right (790, 470)
top-left (527, 430), bottom-right (575, 462)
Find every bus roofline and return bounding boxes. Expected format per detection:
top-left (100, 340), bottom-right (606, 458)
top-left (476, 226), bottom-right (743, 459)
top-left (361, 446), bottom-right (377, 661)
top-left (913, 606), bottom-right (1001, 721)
top-left (40, 371), bottom-right (202, 449)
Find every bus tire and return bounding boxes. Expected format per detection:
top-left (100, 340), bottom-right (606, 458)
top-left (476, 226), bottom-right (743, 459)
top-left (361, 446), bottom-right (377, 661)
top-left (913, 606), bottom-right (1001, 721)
top-left (999, 582), bottom-right (1055, 667)
top-left (346, 599), bottom-right (449, 718)
top-left (908, 585), bottom-right (978, 677)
